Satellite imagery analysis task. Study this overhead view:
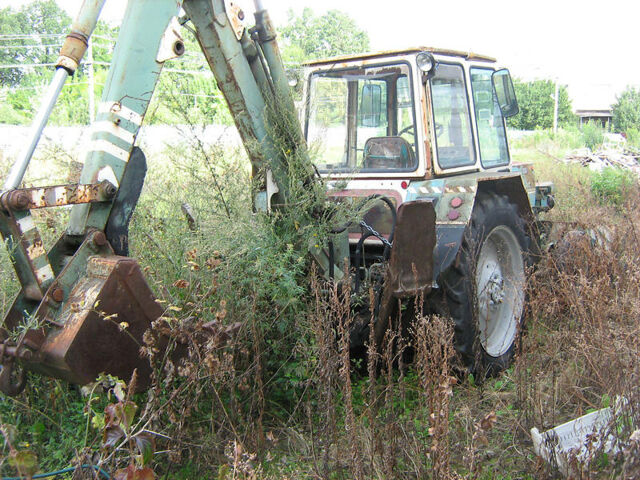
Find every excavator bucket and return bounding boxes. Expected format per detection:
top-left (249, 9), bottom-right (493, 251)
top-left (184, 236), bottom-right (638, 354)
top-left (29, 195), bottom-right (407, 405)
top-left (29, 256), bottom-right (161, 388)
top-left (0, 253), bottom-right (162, 395)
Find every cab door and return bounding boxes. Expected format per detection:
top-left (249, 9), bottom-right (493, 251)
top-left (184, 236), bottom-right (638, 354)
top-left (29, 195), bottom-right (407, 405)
top-left (469, 67), bottom-right (511, 170)
top-left (428, 62), bottom-right (478, 176)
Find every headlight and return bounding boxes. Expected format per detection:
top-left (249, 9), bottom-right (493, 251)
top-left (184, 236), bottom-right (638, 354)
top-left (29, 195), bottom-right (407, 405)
top-left (416, 52), bottom-right (435, 73)
top-left (416, 52), bottom-right (437, 81)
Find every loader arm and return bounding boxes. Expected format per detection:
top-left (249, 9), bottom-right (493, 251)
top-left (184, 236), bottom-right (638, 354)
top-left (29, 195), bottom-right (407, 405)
top-left (0, 0), bottom-right (315, 395)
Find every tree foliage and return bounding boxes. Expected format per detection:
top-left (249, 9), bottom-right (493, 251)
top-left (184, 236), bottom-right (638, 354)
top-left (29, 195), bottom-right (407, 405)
top-left (279, 8), bottom-right (370, 63)
top-left (508, 79), bottom-right (575, 130)
top-left (612, 86), bottom-right (640, 134)
top-left (0, 1), bottom-right (71, 86)
top-left (0, 1), bottom-right (118, 125)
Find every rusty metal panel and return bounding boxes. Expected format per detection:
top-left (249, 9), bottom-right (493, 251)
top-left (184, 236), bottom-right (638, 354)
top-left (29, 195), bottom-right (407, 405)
top-left (387, 200), bottom-right (436, 297)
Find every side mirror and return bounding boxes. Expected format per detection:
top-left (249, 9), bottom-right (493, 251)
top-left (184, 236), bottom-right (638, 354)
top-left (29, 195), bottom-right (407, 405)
top-left (360, 84), bottom-right (382, 127)
top-left (492, 69), bottom-right (519, 118)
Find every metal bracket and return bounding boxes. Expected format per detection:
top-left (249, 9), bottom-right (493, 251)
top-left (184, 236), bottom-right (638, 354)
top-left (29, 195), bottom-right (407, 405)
top-left (266, 169), bottom-right (279, 212)
top-left (1, 181), bottom-right (117, 211)
top-left (224, 0), bottom-right (246, 41)
top-left (156, 17), bottom-right (185, 63)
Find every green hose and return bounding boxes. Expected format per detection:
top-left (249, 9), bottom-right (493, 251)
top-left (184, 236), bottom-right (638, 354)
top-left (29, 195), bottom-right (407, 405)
top-left (2, 464), bottom-right (110, 479)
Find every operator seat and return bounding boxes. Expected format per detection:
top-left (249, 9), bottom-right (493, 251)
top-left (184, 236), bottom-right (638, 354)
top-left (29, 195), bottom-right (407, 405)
top-left (363, 136), bottom-right (414, 169)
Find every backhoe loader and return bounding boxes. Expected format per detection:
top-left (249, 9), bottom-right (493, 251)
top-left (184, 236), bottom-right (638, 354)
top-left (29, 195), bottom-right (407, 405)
top-left (0, 0), bottom-right (554, 395)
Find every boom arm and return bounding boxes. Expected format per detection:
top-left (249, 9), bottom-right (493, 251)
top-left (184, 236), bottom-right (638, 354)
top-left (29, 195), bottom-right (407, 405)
top-left (68, 0), bottom-right (311, 240)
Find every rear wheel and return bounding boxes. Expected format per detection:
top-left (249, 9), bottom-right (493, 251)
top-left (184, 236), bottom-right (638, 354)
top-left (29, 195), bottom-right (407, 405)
top-left (440, 194), bottom-right (530, 375)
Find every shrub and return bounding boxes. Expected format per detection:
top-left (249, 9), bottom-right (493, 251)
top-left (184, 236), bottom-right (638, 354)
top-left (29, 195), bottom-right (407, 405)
top-left (625, 127), bottom-right (640, 149)
top-left (581, 120), bottom-right (605, 150)
top-left (590, 167), bottom-right (634, 206)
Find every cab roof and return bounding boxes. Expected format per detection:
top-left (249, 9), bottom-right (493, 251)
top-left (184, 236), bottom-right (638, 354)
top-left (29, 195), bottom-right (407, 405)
top-left (304, 47), bottom-right (496, 66)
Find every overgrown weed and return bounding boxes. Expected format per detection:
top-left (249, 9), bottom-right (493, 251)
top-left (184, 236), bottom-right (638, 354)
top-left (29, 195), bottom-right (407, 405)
top-left (1, 124), bottom-right (639, 478)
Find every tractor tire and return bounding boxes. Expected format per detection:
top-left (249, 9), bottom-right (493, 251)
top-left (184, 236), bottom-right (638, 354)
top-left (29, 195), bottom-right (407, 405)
top-left (440, 193), bottom-right (531, 376)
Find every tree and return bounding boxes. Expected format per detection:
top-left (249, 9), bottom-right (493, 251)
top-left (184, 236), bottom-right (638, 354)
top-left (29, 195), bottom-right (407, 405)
top-left (279, 8), bottom-right (370, 63)
top-left (0, 1), bottom-right (71, 86)
top-left (508, 79), bottom-right (575, 130)
top-left (612, 87), bottom-right (640, 134)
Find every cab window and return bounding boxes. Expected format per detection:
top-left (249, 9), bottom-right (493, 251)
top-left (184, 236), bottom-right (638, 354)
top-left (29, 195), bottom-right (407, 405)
top-left (306, 62), bottom-right (418, 173)
top-left (470, 67), bottom-right (510, 168)
top-left (430, 63), bottom-right (475, 169)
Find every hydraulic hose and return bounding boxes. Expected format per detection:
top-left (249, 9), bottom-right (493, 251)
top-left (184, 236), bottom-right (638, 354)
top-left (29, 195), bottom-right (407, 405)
top-left (1, 464), bottom-right (110, 480)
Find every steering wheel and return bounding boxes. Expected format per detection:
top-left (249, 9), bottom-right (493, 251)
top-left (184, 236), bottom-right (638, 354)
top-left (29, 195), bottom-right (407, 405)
top-left (398, 125), bottom-right (415, 137)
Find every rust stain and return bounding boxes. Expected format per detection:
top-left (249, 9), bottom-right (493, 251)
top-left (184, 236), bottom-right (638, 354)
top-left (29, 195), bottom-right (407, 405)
top-left (77, 185), bottom-right (91, 203)
top-left (26, 240), bottom-right (46, 259)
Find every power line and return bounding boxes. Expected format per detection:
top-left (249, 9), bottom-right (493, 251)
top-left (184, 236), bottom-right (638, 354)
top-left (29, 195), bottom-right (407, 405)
top-left (0, 61), bottom-right (114, 69)
top-left (164, 68), bottom-right (213, 75)
top-left (0, 33), bottom-right (116, 41)
top-left (0, 33), bottom-right (65, 40)
top-left (0, 62), bottom-right (57, 69)
top-left (1, 82), bottom-right (102, 92)
top-left (92, 35), bottom-right (117, 42)
top-left (0, 44), bottom-right (62, 50)
top-left (0, 62), bottom-right (216, 78)
top-left (174, 92), bottom-right (221, 98)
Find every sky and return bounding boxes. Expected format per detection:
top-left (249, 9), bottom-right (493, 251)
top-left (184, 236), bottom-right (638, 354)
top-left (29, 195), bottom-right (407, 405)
top-left (7, 0), bottom-right (640, 109)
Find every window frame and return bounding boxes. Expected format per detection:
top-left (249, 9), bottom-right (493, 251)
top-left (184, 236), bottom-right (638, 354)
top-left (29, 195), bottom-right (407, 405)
top-left (304, 60), bottom-right (420, 175)
top-left (428, 61), bottom-right (477, 171)
top-left (469, 66), bottom-right (511, 169)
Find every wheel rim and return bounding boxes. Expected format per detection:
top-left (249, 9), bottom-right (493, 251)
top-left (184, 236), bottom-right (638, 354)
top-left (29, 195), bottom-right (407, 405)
top-left (475, 225), bottom-right (525, 357)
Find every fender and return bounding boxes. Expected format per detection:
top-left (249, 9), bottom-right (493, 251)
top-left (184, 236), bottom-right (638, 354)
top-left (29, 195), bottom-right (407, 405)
top-left (406, 172), bottom-right (535, 283)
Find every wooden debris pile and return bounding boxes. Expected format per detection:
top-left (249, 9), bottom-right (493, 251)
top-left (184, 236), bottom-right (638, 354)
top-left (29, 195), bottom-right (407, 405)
top-left (563, 146), bottom-right (640, 176)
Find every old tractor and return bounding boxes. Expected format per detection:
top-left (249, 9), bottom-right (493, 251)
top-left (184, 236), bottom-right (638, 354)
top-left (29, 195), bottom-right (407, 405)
top-left (0, 0), bottom-right (553, 395)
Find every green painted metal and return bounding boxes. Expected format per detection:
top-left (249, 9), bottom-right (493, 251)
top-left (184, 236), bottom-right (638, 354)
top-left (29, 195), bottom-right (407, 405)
top-left (253, 8), bottom-right (310, 169)
top-left (0, 210), bottom-right (54, 296)
top-left (68, 0), bottom-right (182, 236)
top-left (183, 0), bottom-right (288, 205)
top-left (183, 0), bottom-right (317, 207)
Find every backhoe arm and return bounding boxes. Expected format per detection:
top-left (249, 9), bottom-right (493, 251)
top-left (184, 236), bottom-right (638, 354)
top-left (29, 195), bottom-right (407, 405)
top-left (0, 0), bottom-right (314, 395)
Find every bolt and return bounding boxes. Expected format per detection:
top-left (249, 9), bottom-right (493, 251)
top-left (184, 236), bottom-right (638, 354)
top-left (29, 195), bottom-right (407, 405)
top-left (9, 191), bottom-right (30, 210)
top-left (92, 231), bottom-right (107, 248)
top-left (447, 209), bottom-right (460, 221)
top-left (100, 180), bottom-right (117, 199)
top-left (238, 9), bottom-right (245, 20)
top-left (51, 287), bottom-right (64, 303)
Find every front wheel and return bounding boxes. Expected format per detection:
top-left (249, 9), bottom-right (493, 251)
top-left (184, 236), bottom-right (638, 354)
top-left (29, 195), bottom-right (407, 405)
top-left (440, 194), bottom-right (531, 376)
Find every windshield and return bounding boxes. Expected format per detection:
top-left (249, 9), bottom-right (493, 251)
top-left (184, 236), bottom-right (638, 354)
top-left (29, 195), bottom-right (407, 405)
top-left (305, 62), bottom-right (418, 173)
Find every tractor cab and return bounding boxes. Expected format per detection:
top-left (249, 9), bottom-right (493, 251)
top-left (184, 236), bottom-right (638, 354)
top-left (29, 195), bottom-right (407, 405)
top-left (302, 47), bottom-right (519, 183)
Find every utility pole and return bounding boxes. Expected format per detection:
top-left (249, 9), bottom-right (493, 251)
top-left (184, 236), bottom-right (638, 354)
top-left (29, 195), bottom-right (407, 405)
top-left (553, 79), bottom-right (559, 133)
top-left (88, 37), bottom-right (95, 124)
